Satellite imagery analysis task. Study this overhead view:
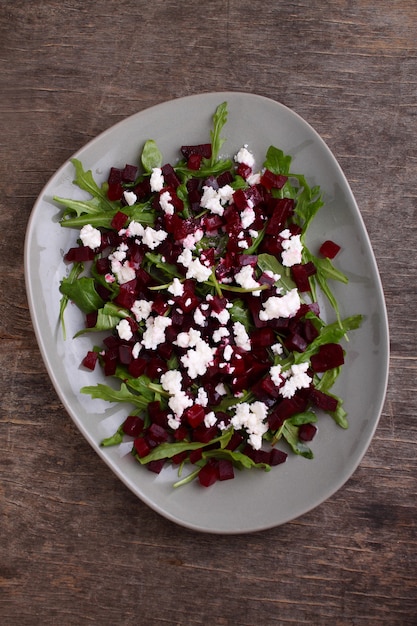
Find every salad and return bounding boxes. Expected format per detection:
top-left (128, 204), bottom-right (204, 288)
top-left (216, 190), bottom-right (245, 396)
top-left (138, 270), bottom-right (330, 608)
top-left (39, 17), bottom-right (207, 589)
top-left (56, 102), bottom-right (362, 488)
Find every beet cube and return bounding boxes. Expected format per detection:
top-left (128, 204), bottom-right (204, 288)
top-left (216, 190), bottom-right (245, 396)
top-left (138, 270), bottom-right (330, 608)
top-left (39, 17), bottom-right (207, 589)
top-left (134, 436), bottom-right (150, 458)
top-left (298, 423), bottom-right (317, 442)
top-left (123, 415), bottom-right (144, 437)
top-left (181, 143), bottom-right (212, 159)
top-left (107, 182), bottom-right (123, 201)
top-left (260, 169), bottom-right (288, 190)
top-left (122, 163), bottom-right (138, 183)
top-left (217, 459), bottom-right (234, 481)
top-left (187, 154), bottom-right (203, 170)
top-left (310, 343), bottom-right (344, 372)
top-left (269, 448), bottom-right (288, 466)
top-left (111, 211), bottom-right (128, 231)
top-left (198, 461), bottom-right (218, 487)
top-left (320, 239), bottom-right (341, 259)
top-left (65, 246), bottom-right (96, 263)
top-left (185, 404), bottom-right (206, 429)
top-left (82, 351), bottom-right (98, 371)
top-left (146, 459), bottom-right (165, 474)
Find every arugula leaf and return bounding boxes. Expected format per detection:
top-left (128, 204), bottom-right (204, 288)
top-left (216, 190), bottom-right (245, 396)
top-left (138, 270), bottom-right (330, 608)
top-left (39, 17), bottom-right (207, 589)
top-left (59, 276), bottom-right (104, 314)
top-left (203, 448), bottom-right (271, 471)
top-left (210, 102), bottom-right (228, 166)
top-left (294, 315), bottom-right (363, 364)
top-left (141, 139), bottom-right (162, 172)
top-left (70, 158), bottom-right (114, 210)
top-left (136, 428), bottom-right (234, 464)
top-left (281, 422), bottom-right (314, 458)
top-left (101, 425), bottom-right (124, 447)
top-left (60, 203), bottom-right (155, 230)
top-left (257, 253), bottom-right (297, 293)
top-left (81, 382), bottom-right (149, 410)
top-left (263, 145), bottom-right (292, 175)
top-left (54, 195), bottom-right (104, 219)
top-left (74, 302), bottom-right (128, 336)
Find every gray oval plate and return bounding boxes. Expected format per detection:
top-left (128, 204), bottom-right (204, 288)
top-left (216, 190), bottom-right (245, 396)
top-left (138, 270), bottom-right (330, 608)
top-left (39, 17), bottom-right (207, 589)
top-left (24, 92), bottom-right (389, 533)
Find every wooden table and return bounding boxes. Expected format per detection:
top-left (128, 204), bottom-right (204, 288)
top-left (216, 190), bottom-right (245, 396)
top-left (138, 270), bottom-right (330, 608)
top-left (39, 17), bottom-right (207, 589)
top-left (1, 1), bottom-right (416, 624)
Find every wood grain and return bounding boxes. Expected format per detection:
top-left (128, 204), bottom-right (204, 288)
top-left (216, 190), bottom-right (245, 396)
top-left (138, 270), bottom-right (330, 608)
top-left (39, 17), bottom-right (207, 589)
top-left (1, 1), bottom-right (417, 624)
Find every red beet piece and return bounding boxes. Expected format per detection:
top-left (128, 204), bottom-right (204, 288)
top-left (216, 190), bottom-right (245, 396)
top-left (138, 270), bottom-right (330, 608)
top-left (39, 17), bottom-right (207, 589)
top-left (187, 154), bottom-right (203, 170)
top-left (320, 239), bottom-right (341, 259)
top-left (189, 448), bottom-right (203, 464)
top-left (310, 343), bottom-right (344, 372)
top-left (134, 436), bottom-right (151, 458)
top-left (123, 415), bottom-right (144, 437)
top-left (185, 404), bottom-right (206, 428)
top-left (309, 388), bottom-right (338, 412)
top-left (107, 182), bottom-right (123, 201)
top-left (65, 246), bottom-right (95, 262)
top-left (236, 162), bottom-right (252, 180)
top-left (111, 210), bottom-right (128, 231)
top-left (128, 357), bottom-right (147, 378)
top-left (161, 163), bottom-right (181, 189)
top-left (85, 311), bottom-right (98, 328)
top-left (268, 394), bottom-right (308, 430)
top-left (147, 423), bottom-right (169, 444)
top-left (260, 169), bottom-right (288, 190)
top-left (146, 459), bottom-right (165, 474)
top-left (122, 163), bottom-right (138, 183)
top-left (291, 264), bottom-right (311, 293)
top-left (82, 351), bottom-right (98, 370)
top-left (181, 143), bottom-right (212, 159)
top-left (198, 461), bottom-right (218, 487)
top-left (269, 448), bottom-right (288, 466)
top-left (217, 459), bottom-right (234, 481)
top-left (298, 423), bottom-right (317, 442)
top-left (265, 198), bottom-right (294, 234)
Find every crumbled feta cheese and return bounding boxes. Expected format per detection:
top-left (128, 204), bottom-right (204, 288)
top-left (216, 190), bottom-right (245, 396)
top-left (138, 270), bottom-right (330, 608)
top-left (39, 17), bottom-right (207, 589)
top-left (159, 190), bottom-right (174, 215)
top-left (105, 273), bottom-right (115, 284)
top-left (231, 401), bottom-right (269, 450)
top-left (204, 411), bottom-right (217, 428)
top-left (160, 369), bottom-right (193, 420)
top-left (235, 145), bottom-right (255, 168)
top-left (210, 308), bottom-right (230, 325)
top-left (271, 342), bottom-right (283, 355)
top-left (160, 369), bottom-right (182, 394)
top-left (217, 184), bottom-right (235, 205)
top-left (132, 342), bottom-right (142, 359)
top-left (197, 387), bottom-right (209, 407)
top-left (126, 221), bottom-right (145, 238)
top-left (281, 233), bottom-right (303, 267)
top-left (131, 299), bottom-right (153, 322)
top-left (213, 327), bottom-right (230, 343)
top-left (116, 318), bottom-right (133, 341)
top-left (111, 259), bottom-right (136, 284)
top-left (223, 344), bottom-right (233, 362)
top-left (238, 239), bottom-right (249, 249)
top-left (259, 288), bottom-right (301, 320)
top-left (270, 364), bottom-right (283, 386)
top-left (193, 307), bottom-right (206, 327)
top-left (180, 336), bottom-right (215, 379)
top-left (123, 190), bottom-right (137, 206)
top-left (247, 172), bottom-right (261, 186)
top-left (185, 257), bottom-right (212, 282)
top-left (174, 328), bottom-right (201, 349)
top-left (200, 185), bottom-right (224, 215)
top-left (141, 315), bottom-right (172, 350)
top-left (150, 167), bottom-right (164, 192)
top-left (167, 277), bottom-right (184, 297)
top-left (182, 228), bottom-right (204, 250)
top-left (233, 321), bottom-right (251, 351)
top-left (80, 224), bottom-right (101, 250)
top-left (279, 362), bottom-right (312, 399)
top-left (234, 265), bottom-right (261, 292)
top-left (215, 382), bottom-right (227, 396)
top-left (241, 207), bottom-right (256, 228)
top-left (142, 226), bottom-right (168, 250)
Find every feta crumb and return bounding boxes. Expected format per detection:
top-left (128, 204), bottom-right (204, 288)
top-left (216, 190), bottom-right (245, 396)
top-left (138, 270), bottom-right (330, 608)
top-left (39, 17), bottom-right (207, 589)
top-left (167, 277), bottom-right (184, 297)
top-left (223, 344), bottom-right (233, 362)
top-left (279, 362), bottom-right (312, 399)
top-left (215, 382), bottom-right (227, 396)
top-left (132, 342), bottom-right (142, 359)
top-left (150, 167), bottom-right (164, 192)
top-left (123, 190), bottom-right (137, 206)
top-left (142, 226), bottom-right (168, 250)
top-left (116, 318), bottom-right (133, 341)
top-left (271, 342), bottom-right (283, 355)
top-left (259, 288), bottom-right (301, 320)
top-left (210, 308), bottom-right (230, 325)
top-left (270, 364), bottom-right (283, 386)
top-left (213, 327), bottom-right (230, 343)
top-left (234, 265), bottom-right (261, 292)
top-left (159, 190), bottom-right (174, 215)
top-left (235, 145), bottom-right (255, 168)
top-left (141, 315), bottom-right (172, 350)
top-left (281, 233), bottom-right (303, 267)
top-left (241, 207), bottom-right (256, 228)
top-left (80, 224), bottom-right (101, 250)
top-left (193, 307), bottom-right (206, 327)
top-left (131, 299), bottom-right (153, 322)
top-left (197, 388), bottom-right (209, 407)
top-left (204, 411), bottom-right (217, 428)
top-left (180, 336), bottom-right (215, 379)
top-left (233, 321), bottom-right (251, 351)
top-left (231, 401), bottom-right (269, 450)
top-left (185, 257), bottom-right (212, 282)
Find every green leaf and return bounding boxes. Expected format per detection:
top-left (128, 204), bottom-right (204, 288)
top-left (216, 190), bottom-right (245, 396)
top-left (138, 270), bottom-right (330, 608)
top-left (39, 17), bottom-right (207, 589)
top-left (141, 140), bottom-right (162, 172)
top-left (228, 298), bottom-right (252, 332)
top-left (54, 195), bottom-right (104, 218)
top-left (70, 158), bottom-right (114, 210)
top-left (60, 203), bottom-right (155, 230)
top-left (294, 315), bottom-right (362, 365)
top-left (59, 262), bottom-right (83, 338)
top-left (74, 302), bottom-right (128, 335)
top-left (263, 145), bottom-right (292, 175)
top-left (210, 102), bottom-right (228, 165)
top-left (136, 428), bottom-right (234, 464)
top-left (203, 448), bottom-right (271, 471)
top-left (59, 276), bottom-right (104, 314)
top-left (101, 425), bottom-right (125, 447)
top-left (257, 253), bottom-right (297, 293)
top-left (81, 382), bottom-right (149, 410)
top-left (287, 411), bottom-right (318, 426)
top-left (282, 422), bottom-right (313, 458)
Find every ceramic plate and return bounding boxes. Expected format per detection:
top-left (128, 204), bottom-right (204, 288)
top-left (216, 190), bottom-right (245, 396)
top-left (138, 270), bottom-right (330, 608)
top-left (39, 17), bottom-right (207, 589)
top-left (24, 92), bottom-right (389, 533)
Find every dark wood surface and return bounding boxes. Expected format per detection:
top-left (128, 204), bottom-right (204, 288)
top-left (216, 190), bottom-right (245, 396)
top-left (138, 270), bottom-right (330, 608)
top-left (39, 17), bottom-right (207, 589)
top-left (1, 1), bottom-right (416, 624)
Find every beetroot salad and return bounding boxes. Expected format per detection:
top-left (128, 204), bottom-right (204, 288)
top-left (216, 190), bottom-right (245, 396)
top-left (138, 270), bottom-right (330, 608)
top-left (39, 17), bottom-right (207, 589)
top-left (55, 102), bottom-right (362, 488)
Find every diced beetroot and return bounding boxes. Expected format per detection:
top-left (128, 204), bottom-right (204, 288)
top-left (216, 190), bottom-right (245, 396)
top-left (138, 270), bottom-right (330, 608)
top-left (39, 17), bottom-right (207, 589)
top-left (146, 459), bottom-right (165, 474)
top-left (147, 423), bottom-right (169, 444)
top-left (284, 332), bottom-right (308, 353)
top-left (310, 343), bottom-right (344, 372)
top-left (173, 425), bottom-right (188, 441)
top-left (189, 448), bottom-right (203, 464)
top-left (82, 350), bottom-right (98, 371)
top-left (146, 357), bottom-right (168, 379)
top-left (268, 394), bottom-right (308, 430)
top-left (217, 459), bottom-right (234, 481)
top-left (118, 344), bottom-right (133, 365)
top-left (265, 198), bottom-right (294, 234)
top-left (225, 431), bottom-right (244, 451)
top-left (122, 163), bottom-right (138, 183)
top-left (250, 327), bottom-right (275, 347)
top-left (187, 154), bottom-right (203, 170)
top-left (134, 436), bottom-right (151, 458)
top-left (243, 445), bottom-right (270, 465)
top-left (320, 239), bottom-right (341, 259)
top-left (161, 163), bottom-right (181, 189)
top-left (201, 213), bottom-right (223, 232)
top-left (65, 246), bottom-right (95, 262)
top-left (133, 178), bottom-right (152, 200)
top-left (128, 357), bottom-right (147, 378)
top-left (152, 294), bottom-right (170, 316)
top-left (291, 264), bottom-right (311, 292)
top-left (192, 424), bottom-right (218, 443)
top-left (114, 278), bottom-right (137, 309)
top-left (232, 189), bottom-right (250, 211)
top-left (107, 182), bottom-right (123, 201)
top-left (303, 318), bottom-right (319, 343)
top-left (198, 461), bottom-right (218, 487)
top-left (95, 257), bottom-right (110, 275)
top-left (172, 451), bottom-right (188, 465)
top-left (309, 388), bottom-right (339, 412)
top-left (181, 143), bottom-right (212, 159)
top-left (298, 423), bottom-right (317, 442)
top-left (236, 162), bottom-right (252, 180)
top-left (103, 348), bottom-right (118, 376)
top-left (108, 167), bottom-right (123, 185)
top-left (260, 169), bottom-right (287, 190)
top-left (85, 311), bottom-right (98, 328)
top-left (185, 404), bottom-right (206, 428)
top-left (123, 415), bottom-right (144, 437)
top-left (111, 210), bottom-right (128, 231)
top-left (269, 448), bottom-right (288, 466)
